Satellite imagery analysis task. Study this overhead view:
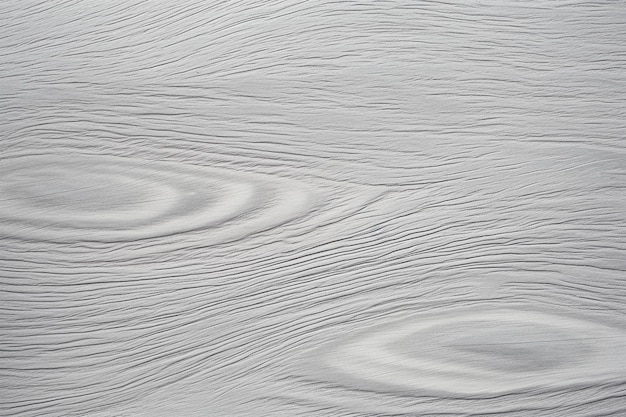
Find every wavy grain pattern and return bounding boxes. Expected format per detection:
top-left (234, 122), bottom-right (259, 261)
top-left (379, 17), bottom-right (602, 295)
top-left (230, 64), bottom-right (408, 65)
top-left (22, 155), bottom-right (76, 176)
top-left (1, 1), bottom-right (625, 416)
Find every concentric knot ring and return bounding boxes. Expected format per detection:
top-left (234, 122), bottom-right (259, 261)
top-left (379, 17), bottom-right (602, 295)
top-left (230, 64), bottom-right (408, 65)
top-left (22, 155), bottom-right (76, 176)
top-left (0, 154), bottom-right (317, 242)
top-left (313, 309), bottom-right (626, 395)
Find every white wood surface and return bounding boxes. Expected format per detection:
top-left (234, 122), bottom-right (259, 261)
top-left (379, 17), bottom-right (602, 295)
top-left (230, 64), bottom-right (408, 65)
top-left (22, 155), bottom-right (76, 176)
top-left (1, 1), bottom-right (625, 416)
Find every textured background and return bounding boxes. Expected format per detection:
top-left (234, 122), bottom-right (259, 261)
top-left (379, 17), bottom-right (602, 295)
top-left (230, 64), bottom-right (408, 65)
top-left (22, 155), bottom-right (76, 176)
top-left (1, 1), bottom-right (626, 416)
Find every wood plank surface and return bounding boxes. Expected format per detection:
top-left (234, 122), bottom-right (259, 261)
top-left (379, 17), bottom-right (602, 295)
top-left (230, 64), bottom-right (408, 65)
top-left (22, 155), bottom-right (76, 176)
top-left (1, 1), bottom-right (625, 416)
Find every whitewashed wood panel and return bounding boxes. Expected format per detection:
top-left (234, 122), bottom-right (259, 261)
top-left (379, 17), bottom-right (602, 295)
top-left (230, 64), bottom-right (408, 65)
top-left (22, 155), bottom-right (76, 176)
top-left (1, 1), bottom-right (625, 416)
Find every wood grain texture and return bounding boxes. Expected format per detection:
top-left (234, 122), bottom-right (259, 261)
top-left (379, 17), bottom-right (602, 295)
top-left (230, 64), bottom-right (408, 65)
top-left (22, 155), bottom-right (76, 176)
top-left (1, 1), bottom-right (625, 416)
